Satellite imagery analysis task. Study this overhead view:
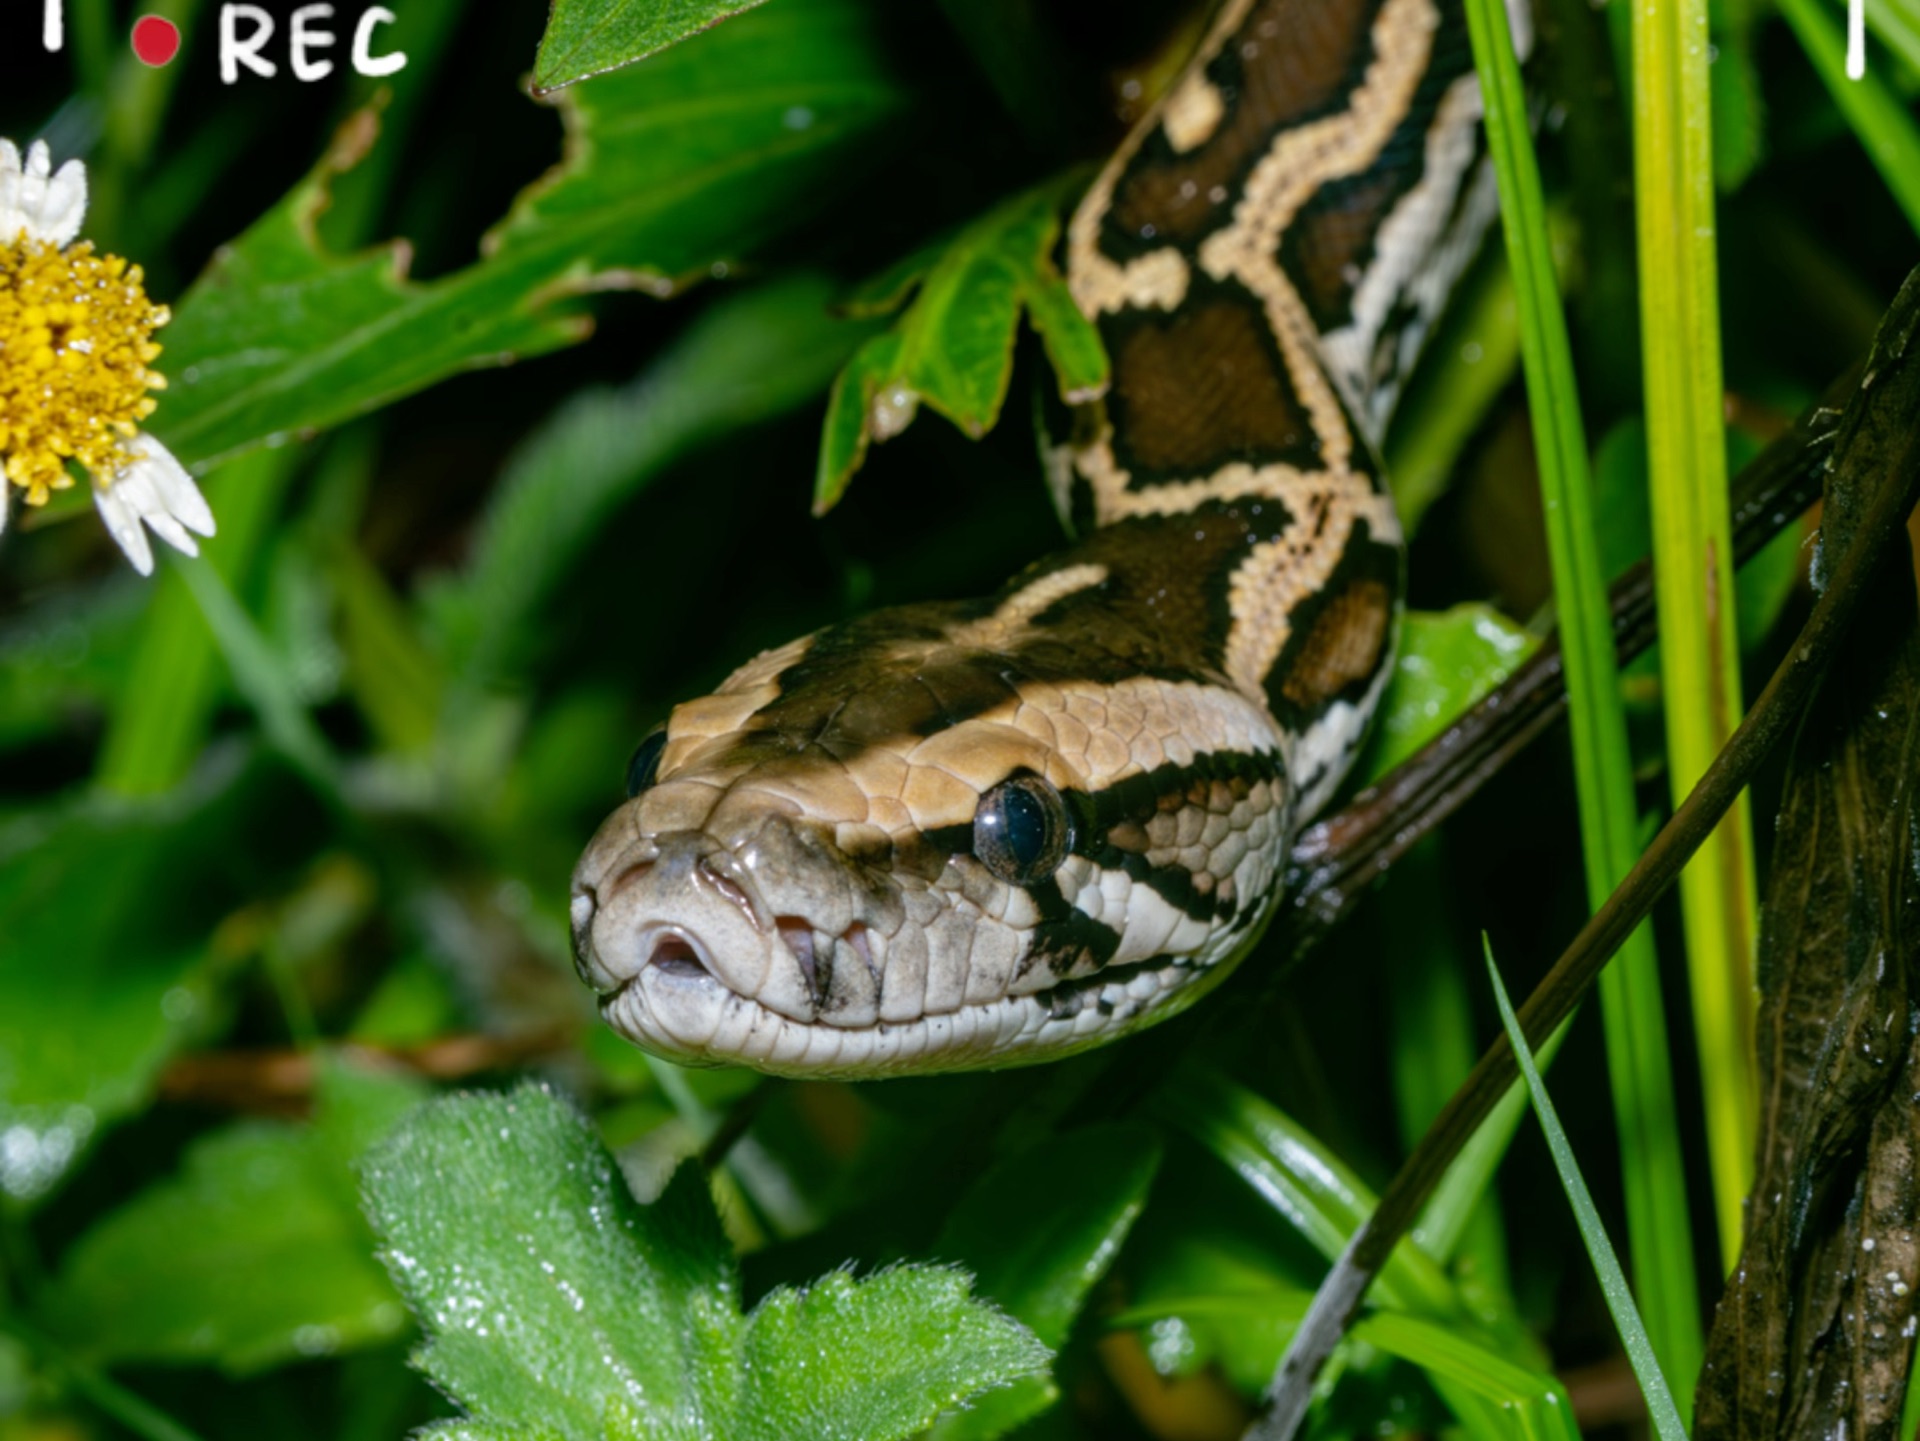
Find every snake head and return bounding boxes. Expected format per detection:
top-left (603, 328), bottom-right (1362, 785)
top-left (570, 585), bottom-right (1299, 1078)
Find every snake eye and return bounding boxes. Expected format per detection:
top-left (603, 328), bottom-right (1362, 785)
top-left (625, 731), bottom-right (668, 798)
top-left (973, 774), bottom-right (1072, 884)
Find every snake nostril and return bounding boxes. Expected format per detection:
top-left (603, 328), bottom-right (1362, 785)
top-left (694, 859), bottom-right (756, 921)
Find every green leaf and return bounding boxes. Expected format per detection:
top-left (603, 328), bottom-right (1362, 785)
top-left (738, 1269), bottom-right (1049, 1441)
top-left (928, 1125), bottom-right (1163, 1438)
top-left (154, 0), bottom-right (907, 473)
top-left (1155, 1067), bottom-right (1459, 1318)
top-left (1109, 1293), bottom-right (1579, 1441)
top-left (42, 1055), bottom-right (424, 1373)
top-left (152, 118), bottom-right (583, 474)
top-left (361, 1083), bottom-right (1048, 1441)
top-left (1707, 15), bottom-right (1767, 190)
top-left (0, 779), bottom-right (255, 1203)
top-left (1483, 940), bottom-right (1688, 1441)
top-left (492, 0), bottom-right (907, 286)
top-left (429, 274), bottom-right (875, 691)
top-left (814, 178), bottom-right (1108, 512)
top-left (534, 0), bottom-right (774, 93)
top-left (1349, 1312), bottom-right (1581, 1441)
top-left (1359, 604), bottom-right (1538, 784)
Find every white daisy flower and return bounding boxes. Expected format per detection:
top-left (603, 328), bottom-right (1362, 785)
top-left (0, 138), bottom-right (214, 575)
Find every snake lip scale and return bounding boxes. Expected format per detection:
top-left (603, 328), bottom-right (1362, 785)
top-left (571, 0), bottom-right (1524, 1078)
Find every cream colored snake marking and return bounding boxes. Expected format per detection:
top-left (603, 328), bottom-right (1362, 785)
top-left (569, 0), bottom-right (1529, 1077)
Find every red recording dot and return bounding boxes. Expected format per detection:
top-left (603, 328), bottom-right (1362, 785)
top-left (131, 15), bottom-right (180, 67)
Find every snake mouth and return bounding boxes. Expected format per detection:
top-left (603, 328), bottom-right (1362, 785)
top-left (600, 940), bottom-right (1227, 1079)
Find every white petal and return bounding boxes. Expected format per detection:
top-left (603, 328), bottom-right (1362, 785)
top-left (38, 159), bottom-right (87, 247)
top-left (94, 479), bottom-right (155, 576)
top-left (0, 487), bottom-right (10, 542)
top-left (0, 140), bottom-right (25, 243)
top-left (125, 439), bottom-right (214, 538)
top-left (115, 463), bottom-right (199, 558)
top-left (0, 138), bottom-right (90, 247)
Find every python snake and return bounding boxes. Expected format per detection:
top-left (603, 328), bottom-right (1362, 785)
top-left (570, 0), bottom-right (1527, 1077)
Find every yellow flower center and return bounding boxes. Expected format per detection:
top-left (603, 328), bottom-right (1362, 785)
top-left (0, 233), bottom-right (169, 506)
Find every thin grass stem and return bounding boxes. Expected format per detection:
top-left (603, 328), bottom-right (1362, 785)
top-left (1629, 0), bottom-right (1761, 1269)
top-left (1464, 0), bottom-right (1703, 1397)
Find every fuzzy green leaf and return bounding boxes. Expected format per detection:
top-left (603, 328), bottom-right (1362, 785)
top-left (362, 1084), bottom-right (1048, 1441)
top-left (533, 0), bottom-right (774, 93)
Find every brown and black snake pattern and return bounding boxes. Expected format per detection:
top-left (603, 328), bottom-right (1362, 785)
top-left (568, 0), bottom-right (1525, 1076)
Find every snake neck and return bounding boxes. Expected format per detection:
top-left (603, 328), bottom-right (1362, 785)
top-left (1043, 0), bottom-right (1513, 813)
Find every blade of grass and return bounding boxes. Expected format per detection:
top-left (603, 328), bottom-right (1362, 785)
top-left (1412, 1015), bottom-right (1569, 1275)
top-left (172, 556), bottom-right (343, 804)
top-left (1631, 0), bottom-right (1761, 1268)
top-left (1865, 0), bottom-right (1920, 72)
top-left (1778, 0), bottom-right (1920, 236)
top-left (1465, 0), bottom-right (1703, 1398)
top-left (1483, 939), bottom-right (1688, 1441)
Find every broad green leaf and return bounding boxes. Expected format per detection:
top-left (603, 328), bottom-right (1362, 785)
top-left (815, 179), bottom-right (1108, 512)
top-left (0, 774), bottom-right (260, 1203)
top-left (534, 0), bottom-right (774, 93)
top-left (151, 118), bottom-right (582, 473)
top-left (42, 1056), bottom-right (424, 1373)
top-left (1155, 1067), bottom-right (1459, 1317)
top-left (492, 0), bottom-right (905, 285)
top-left (1359, 604), bottom-right (1538, 784)
top-left (428, 274), bottom-right (876, 691)
top-left (154, 0), bottom-right (907, 473)
top-left (1350, 1313), bottom-right (1580, 1441)
top-left (1109, 1291), bottom-right (1576, 1441)
top-left (361, 1084), bottom-right (1048, 1441)
top-left (0, 587), bottom-right (141, 752)
top-left (928, 1125), bottom-right (1163, 1439)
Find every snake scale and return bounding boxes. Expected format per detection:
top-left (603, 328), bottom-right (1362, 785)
top-left (570, 0), bottom-right (1528, 1077)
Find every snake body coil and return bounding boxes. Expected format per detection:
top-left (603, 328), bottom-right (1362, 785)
top-left (570, 0), bottom-right (1521, 1077)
